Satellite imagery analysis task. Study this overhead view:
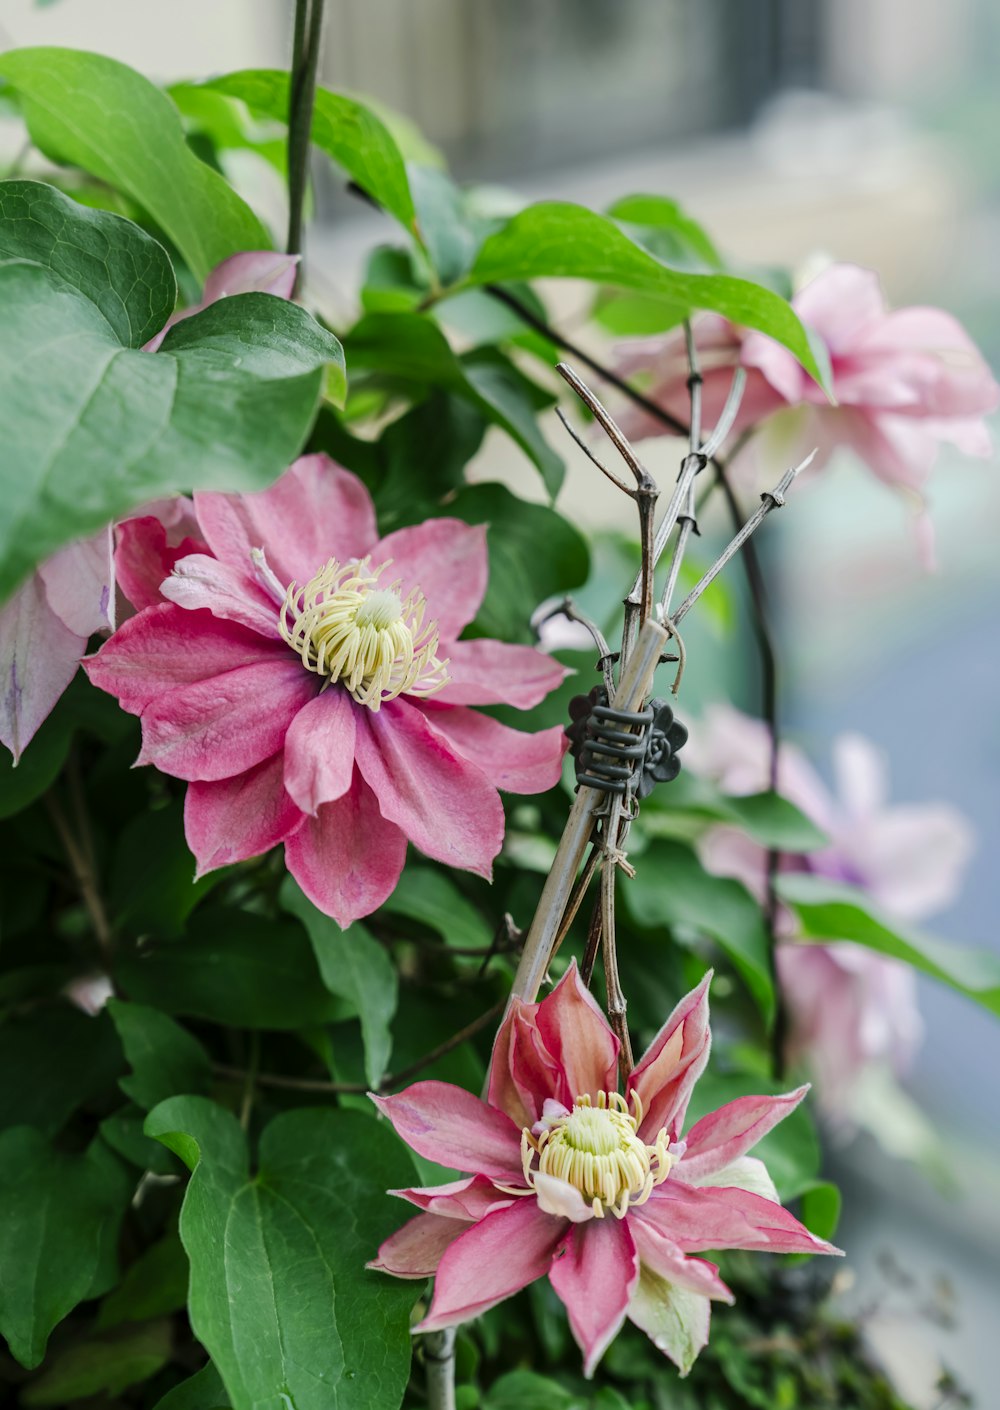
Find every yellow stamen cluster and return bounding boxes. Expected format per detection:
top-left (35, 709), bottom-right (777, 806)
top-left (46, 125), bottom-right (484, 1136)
top-left (279, 556), bottom-right (449, 710)
top-left (521, 1091), bottom-right (675, 1220)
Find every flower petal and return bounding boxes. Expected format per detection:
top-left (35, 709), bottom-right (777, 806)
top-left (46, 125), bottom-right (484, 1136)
top-left (533, 1173), bottom-right (597, 1225)
top-left (115, 517), bottom-right (208, 614)
top-left (284, 771), bottom-right (407, 925)
top-left (629, 971), bottom-right (712, 1144)
top-left (195, 454), bottom-right (379, 587)
top-left (371, 1081), bottom-right (524, 1181)
top-left (281, 688), bottom-right (357, 815)
top-left (136, 658), bottom-right (316, 781)
top-left (373, 519), bottom-right (487, 643)
top-left (85, 605), bottom-right (285, 714)
top-left (368, 1212), bottom-right (467, 1279)
top-left (535, 960), bottom-right (620, 1108)
top-left (628, 1265), bottom-right (711, 1377)
top-left (0, 573), bottom-right (83, 761)
top-left (694, 1155), bottom-right (779, 1203)
top-left (160, 554), bottom-right (281, 638)
top-left (415, 1200), bottom-right (566, 1333)
top-left (640, 1180), bottom-right (842, 1256)
top-left (201, 251), bottom-right (299, 305)
top-left (184, 753), bottom-right (304, 877)
top-left (550, 1218), bottom-right (638, 1377)
top-left (38, 533), bottom-right (112, 637)
top-left (354, 696), bottom-right (504, 878)
top-left (424, 707), bottom-right (566, 795)
top-left (391, 1174), bottom-right (515, 1222)
top-left (436, 639), bottom-right (568, 708)
top-left (487, 999), bottom-right (561, 1129)
top-left (630, 1215), bottom-right (733, 1302)
top-left (676, 1087), bottom-right (810, 1183)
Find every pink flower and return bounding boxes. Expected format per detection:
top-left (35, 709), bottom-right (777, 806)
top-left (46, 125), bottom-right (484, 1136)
top-left (686, 704), bottom-right (974, 1116)
top-left (0, 252), bottom-right (299, 763)
top-left (613, 264), bottom-right (999, 547)
top-left (85, 455), bottom-right (568, 925)
top-left (370, 962), bottom-right (838, 1377)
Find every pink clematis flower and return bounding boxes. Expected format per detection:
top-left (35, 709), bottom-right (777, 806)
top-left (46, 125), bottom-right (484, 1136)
top-left (613, 263), bottom-right (999, 554)
top-left (370, 962), bottom-right (839, 1377)
top-left (685, 704), bottom-right (974, 1118)
top-left (85, 455), bottom-right (568, 925)
top-left (0, 251), bottom-right (299, 763)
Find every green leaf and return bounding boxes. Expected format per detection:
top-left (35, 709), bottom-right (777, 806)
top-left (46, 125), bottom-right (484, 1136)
top-left (146, 1098), bottom-right (418, 1410)
top-left (484, 1370), bottom-right (576, 1409)
top-left (0, 50), bottom-right (269, 281)
top-left (467, 202), bottom-right (827, 388)
top-left (448, 482), bottom-right (589, 643)
top-left (0, 689), bottom-right (70, 817)
top-left (346, 312), bottom-right (563, 494)
top-left (0, 1131), bottom-right (132, 1368)
top-left (108, 999), bottom-right (212, 1110)
top-left (799, 1180), bottom-right (842, 1246)
top-left (409, 164), bottom-right (493, 284)
top-left (643, 775), bottom-right (828, 853)
top-left (110, 801), bottom-right (217, 938)
top-left (116, 909), bottom-right (346, 1030)
top-left (0, 187), bottom-right (342, 597)
top-left (606, 193), bottom-right (723, 269)
top-left (206, 71), bottom-right (416, 234)
top-left (0, 1005), bottom-right (123, 1138)
top-left (21, 1320), bottom-right (172, 1404)
top-left (281, 879), bottom-right (398, 1087)
top-left (778, 873), bottom-right (1000, 1018)
top-left (624, 840), bottom-right (774, 1027)
top-left (97, 1234), bottom-right (190, 1330)
top-left (0, 179), bottom-right (175, 347)
top-left (381, 866), bottom-right (493, 952)
top-left (153, 1363), bottom-right (231, 1410)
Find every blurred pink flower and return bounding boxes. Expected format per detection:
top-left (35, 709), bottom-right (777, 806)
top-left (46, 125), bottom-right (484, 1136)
top-left (371, 962), bottom-right (837, 1376)
top-left (613, 264), bottom-right (999, 551)
top-left (86, 456), bottom-right (568, 925)
top-left (0, 252), bottom-right (298, 763)
top-left (686, 704), bottom-right (974, 1116)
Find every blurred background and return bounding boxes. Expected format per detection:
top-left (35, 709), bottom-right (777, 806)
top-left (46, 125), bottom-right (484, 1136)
top-left (3, 1), bottom-right (998, 1402)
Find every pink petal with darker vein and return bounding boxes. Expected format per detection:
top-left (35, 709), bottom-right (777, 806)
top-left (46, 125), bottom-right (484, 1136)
top-left (415, 1199), bottom-right (566, 1332)
top-left (640, 1180), bottom-right (841, 1256)
top-left (629, 971), bottom-right (712, 1144)
top-left (136, 658), bottom-right (316, 781)
top-left (434, 638), bottom-right (567, 708)
top-left (630, 1214), bottom-right (733, 1302)
top-left (195, 454), bottom-right (379, 588)
top-left (282, 687), bottom-right (357, 815)
top-left (372, 1081), bottom-right (523, 1181)
top-left (423, 706), bottom-right (566, 794)
top-left (487, 999), bottom-right (561, 1129)
top-left (368, 1212), bottom-right (468, 1279)
top-left (391, 1174), bottom-right (518, 1220)
top-left (184, 753), bottom-right (304, 876)
top-left (0, 574), bottom-right (83, 762)
top-left (85, 605), bottom-right (285, 714)
top-left (284, 770), bottom-right (407, 926)
top-left (549, 1217), bottom-right (639, 1378)
top-left (535, 960), bottom-right (619, 1109)
top-left (115, 517), bottom-right (208, 614)
top-left (676, 1087), bottom-right (809, 1184)
top-left (160, 554), bottom-right (281, 638)
top-left (373, 519), bottom-right (487, 643)
top-left (354, 696), bottom-right (504, 877)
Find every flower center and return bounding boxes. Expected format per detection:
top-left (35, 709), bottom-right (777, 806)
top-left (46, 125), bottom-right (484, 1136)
top-left (521, 1091), bottom-right (675, 1220)
top-left (278, 556), bottom-right (450, 710)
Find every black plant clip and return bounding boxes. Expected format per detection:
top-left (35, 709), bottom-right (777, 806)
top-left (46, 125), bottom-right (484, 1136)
top-left (566, 688), bottom-right (686, 798)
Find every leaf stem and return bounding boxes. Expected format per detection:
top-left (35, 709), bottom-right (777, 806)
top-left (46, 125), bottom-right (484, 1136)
top-left (45, 782), bottom-right (113, 967)
top-left (286, 0), bottom-right (326, 273)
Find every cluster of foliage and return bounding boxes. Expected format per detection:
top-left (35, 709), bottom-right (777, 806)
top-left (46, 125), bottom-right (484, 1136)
top-left (0, 33), bottom-right (996, 1410)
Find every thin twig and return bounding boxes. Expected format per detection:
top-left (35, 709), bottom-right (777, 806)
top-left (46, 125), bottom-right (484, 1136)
top-left (239, 1031), bottom-right (260, 1131)
top-left (213, 999), bottom-right (504, 1096)
top-left (45, 789), bottom-right (113, 964)
top-left (286, 0), bottom-right (326, 272)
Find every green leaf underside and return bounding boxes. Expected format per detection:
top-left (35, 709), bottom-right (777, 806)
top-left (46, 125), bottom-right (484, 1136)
top-left (204, 70), bottom-right (416, 233)
top-left (0, 187), bottom-right (341, 599)
top-left (606, 193), bottom-right (723, 269)
top-left (0, 1131), bottom-right (132, 1368)
top-left (778, 873), bottom-right (1000, 1018)
top-left (625, 839), bottom-right (775, 1028)
top-left (281, 879), bottom-right (398, 1087)
top-left (0, 49), bottom-right (269, 280)
top-left (146, 1099), bottom-right (417, 1410)
top-left (467, 202), bottom-right (827, 389)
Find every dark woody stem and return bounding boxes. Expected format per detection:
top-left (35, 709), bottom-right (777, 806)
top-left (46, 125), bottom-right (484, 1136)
top-left (286, 0), bottom-right (326, 275)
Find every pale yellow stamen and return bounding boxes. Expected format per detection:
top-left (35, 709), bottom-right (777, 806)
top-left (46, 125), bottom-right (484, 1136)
top-left (518, 1090), bottom-right (676, 1220)
top-left (279, 555), bottom-right (450, 711)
